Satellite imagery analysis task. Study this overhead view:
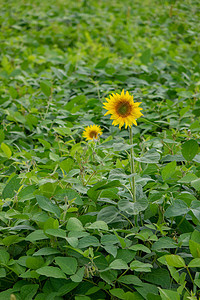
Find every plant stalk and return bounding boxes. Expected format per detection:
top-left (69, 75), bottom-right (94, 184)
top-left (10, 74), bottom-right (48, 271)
top-left (129, 126), bottom-right (136, 202)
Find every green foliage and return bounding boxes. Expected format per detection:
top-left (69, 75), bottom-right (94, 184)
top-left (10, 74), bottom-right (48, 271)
top-left (0, 0), bottom-right (199, 298)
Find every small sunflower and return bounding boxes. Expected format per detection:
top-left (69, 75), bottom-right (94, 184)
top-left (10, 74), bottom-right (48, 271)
top-left (103, 90), bottom-right (143, 129)
top-left (83, 125), bottom-right (103, 141)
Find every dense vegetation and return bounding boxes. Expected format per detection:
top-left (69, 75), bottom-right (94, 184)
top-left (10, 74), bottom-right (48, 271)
top-left (0, 0), bottom-right (200, 299)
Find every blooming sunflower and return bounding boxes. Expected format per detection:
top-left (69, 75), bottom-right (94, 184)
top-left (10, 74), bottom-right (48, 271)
top-left (83, 125), bottom-right (103, 141)
top-left (103, 90), bottom-right (143, 129)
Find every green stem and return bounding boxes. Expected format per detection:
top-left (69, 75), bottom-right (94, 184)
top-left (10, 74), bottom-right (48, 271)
top-left (186, 266), bottom-right (194, 285)
top-left (129, 126), bottom-right (136, 202)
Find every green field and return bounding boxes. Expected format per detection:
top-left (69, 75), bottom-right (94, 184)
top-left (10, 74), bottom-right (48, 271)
top-left (0, 0), bottom-right (200, 299)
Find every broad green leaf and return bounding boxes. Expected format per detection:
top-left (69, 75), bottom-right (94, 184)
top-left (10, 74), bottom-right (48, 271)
top-left (2, 175), bottom-right (21, 199)
top-left (117, 275), bottom-right (143, 286)
top-left (188, 258), bottom-right (200, 267)
top-left (0, 130), bottom-right (5, 144)
top-left (33, 247), bottom-right (60, 256)
top-left (36, 195), bottom-right (60, 218)
top-left (2, 235), bottom-right (24, 246)
top-left (36, 266), bottom-right (66, 279)
top-left (95, 57), bottom-right (109, 68)
top-left (70, 267), bottom-right (85, 282)
top-left (87, 221), bottom-right (108, 231)
top-left (45, 229), bottom-right (66, 238)
top-left (140, 48), bottom-right (151, 64)
top-left (164, 200), bottom-right (189, 218)
top-left (143, 269), bottom-right (170, 288)
top-left (189, 240), bottom-right (200, 258)
top-left (124, 292), bottom-right (144, 300)
top-left (129, 244), bottom-right (151, 253)
top-left (55, 257), bottom-right (77, 275)
top-left (40, 80), bottom-right (51, 97)
top-left (97, 206), bottom-right (119, 223)
top-left (66, 217), bottom-right (84, 231)
top-left (109, 259), bottom-right (128, 270)
top-left (118, 198), bottom-right (148, 215)
top-left (191, 178), bottom-right (200, 191)
top-left (0, 268), bottom-right (6, 278)
top-left (178, 173), bottom-right (198, 183)
top-left (78, 236), bottom-right (100, 248)
top-left (0, 249), bottom-right (10, 265)
top-left (26, 230), bottom-right (48, 242)
top-left (181, 139), bottom-right (199, 161)
top-left (161, 161), bottom-right (176, 181)
top-left (130, 260), bottom-right (152, 272)
top-left (159, 288), bottom-right (180, 300)
top-left (165, 255), bottom-right (185, 268)
top-left (110, 288), bottom-right (125, 299)
top-left (20, 284), bottom-right (39, 300)
top-left (26, 257), bottom-right (44, 270)
top-left (1, 142), bottom-right (12, 158)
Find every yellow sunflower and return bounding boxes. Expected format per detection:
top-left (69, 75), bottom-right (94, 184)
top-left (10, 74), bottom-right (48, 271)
top-left (83, 125), bottom-right (103, 141)
top-left (103, 90), bottom-right (143, 129)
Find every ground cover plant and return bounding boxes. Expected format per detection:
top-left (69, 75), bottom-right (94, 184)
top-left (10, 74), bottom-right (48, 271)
top-left (0, 0), bottom-right (200, 299)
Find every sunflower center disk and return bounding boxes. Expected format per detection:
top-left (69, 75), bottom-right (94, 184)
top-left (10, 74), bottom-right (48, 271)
top-left (117, 102), bottom-right (131, 117)
top-left (89, 131), bottom-right (97, 138)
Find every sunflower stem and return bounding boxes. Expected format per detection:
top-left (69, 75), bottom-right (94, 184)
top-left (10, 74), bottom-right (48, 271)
top-left (129, 126), bottom-right (136, 202)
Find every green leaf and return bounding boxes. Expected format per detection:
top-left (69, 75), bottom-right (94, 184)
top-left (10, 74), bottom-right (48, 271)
top-left (161, 161), bottom-right (176, 181)
top-left (194, 279), bottom-right (200, 288)
top-left (95, 57), bottom-right (109, 68)
top-left (135, 149), bottom-right (160, 164)
top-left (117, 275), bottom-right (143, 286)
top-left (56, 189), bottom-right (83, 205)
top-left (178, 173), bottom-right (198, 183)
top-left (109, 259), bottom-right (128, 270)
top-left (26, 230), bottom-right (48, 242)
top-left (55, 257), bottom-right (77, 275)
top-left (0, 130), bottom-right (5, 144)
top-left (0, 268), bottom-right (6, 278)
top-left (36, 266), bottom-right (66, 279)
top-left (97, 206), bottom-right (119, 223)
top-left (2, 235), bottom-right (24, 246)
top-left (159, 288), bottom-right (180, 300)
top-left (36, 195), bottom-right (60, 218)
top-left (33, 247), bottom-right (60, 256)
top-left (70, 267), bottom-right (85, 282)
top-left (188, 258), bottom-right (200, 267)
top-left (129, 244), bottom-right (151, 254)
top-left (20, 284), bottom-right (39, 300)
top-left (0, 249), bottom-right (10, 265)
top-left (143, 269), bottom-right (170, 288)
top-left (124, 292), bottom-right (144, 300)
top-left (40, 80), bottom-right (51, 97)
top-left (26, 257), bottom-right (44, 270)
top-left (2, 175), bottom-right (21, 199)
top-left (66, 217), bottom-right (84, 231)
top-left (130, 260), bottom-right (152, 272)
top-left (1, 142), bottom-right (12, 158)
top-left (164, 200), bottom-right (189, 218)
top-left (78, 236), bottom-right (100, 248)
top-left (118, 198), bottom-right (148, 215)
top-left (54, 127), bottom-right (72, 136)
top-left (181, 139), bottom-right (199, 161)
top-left (9, 86), bottom-right (18, 99)
top-left (140, 48), bottom-right (151, 64)
top-left (45, 229), bottom-right (66, 238)
top-left (87, 221), bottom-right (108, 231)
top-left (189, 240), bottom-right (200, 258)
top-left (165, 255), bottom-right (185, 268)
top-left (110, 288), bottom-right (125, 299)
top-left (75, 296), bottom-right (90, 300)
top-left (191, 178), bottom-right (200, 191)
